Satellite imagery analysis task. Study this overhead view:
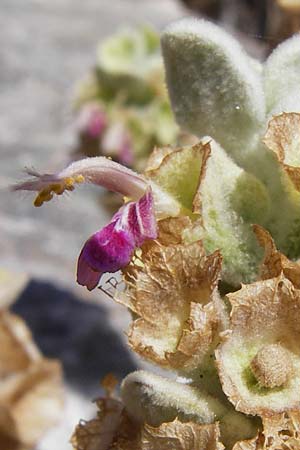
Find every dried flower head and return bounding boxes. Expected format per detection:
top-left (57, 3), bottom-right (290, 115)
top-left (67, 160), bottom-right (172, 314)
top-left (250, 343), bottom-right (293, 389)
top-left (216, 275), bottom-right (300, 416)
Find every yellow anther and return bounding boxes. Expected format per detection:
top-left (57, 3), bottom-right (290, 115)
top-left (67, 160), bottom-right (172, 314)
top-left (74, 175), bottom-right (85, 183)
top-left (34, 194), bottom-right (44, 207)
top-left (32, 175), bottom-right (83, 207)
top-left (40, 187), bottom-right (52, 198)
top-left (64, 177), bottom-right (75, 188)
top-left (43, 192), bottom-right (54, 202)
top-left (51, 184), bottom-right (65, 195)
top-left (34, 187), bottom-right (55, 206)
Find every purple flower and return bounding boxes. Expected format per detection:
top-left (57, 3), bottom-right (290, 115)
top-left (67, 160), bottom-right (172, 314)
top-left (13, 155), bottom-right (180, 290)
top-left (77, 190), bottom-right (157, 290)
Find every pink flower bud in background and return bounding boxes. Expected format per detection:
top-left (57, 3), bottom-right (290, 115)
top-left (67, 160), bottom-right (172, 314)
top-left (102, 123), bottom-right (134, 166)
top-left (77, 103), bottom-right (107, 139)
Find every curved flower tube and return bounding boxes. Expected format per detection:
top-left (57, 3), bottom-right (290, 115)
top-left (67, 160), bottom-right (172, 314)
top-left (12, 156), bottom-right (148, 206)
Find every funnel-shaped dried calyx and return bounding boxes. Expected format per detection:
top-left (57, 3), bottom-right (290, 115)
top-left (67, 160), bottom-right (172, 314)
top-left (263, 112), bottom-right (300, 191)
top-left (250, 344), bottom-right (293, 389)
top-left (145, 142), bottom-right (210, 215)
top-left (146, 141), bottom-right (267, 286)
top-left (116, 218), bottom-right (226, 371)
top-left (216, 275), bottom-right (300, 416)
top-left (71, 395), bottom-right (224, 450)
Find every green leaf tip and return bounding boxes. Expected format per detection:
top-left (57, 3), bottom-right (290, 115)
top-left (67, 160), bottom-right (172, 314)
top-left (161, 18), bottom-right (265, 164)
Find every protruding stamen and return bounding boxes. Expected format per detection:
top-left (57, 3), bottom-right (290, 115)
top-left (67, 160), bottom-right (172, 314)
top-left (74, 175), bottom-right (85, 183)
top-left (32, 176), bottom-right (85, 207)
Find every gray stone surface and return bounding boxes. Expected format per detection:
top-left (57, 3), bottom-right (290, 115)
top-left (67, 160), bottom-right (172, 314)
top-left (0, 1), bottom-right (186, 448)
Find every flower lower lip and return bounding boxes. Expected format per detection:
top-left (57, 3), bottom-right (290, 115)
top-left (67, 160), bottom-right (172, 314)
top-left (76, 189), bottom-right (157, 290)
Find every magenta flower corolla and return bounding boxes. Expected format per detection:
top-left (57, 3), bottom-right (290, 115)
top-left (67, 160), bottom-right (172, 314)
top-left (12, 157), bottom-right (174, 290)
top-left (77, 190), bottom-right (157, 290)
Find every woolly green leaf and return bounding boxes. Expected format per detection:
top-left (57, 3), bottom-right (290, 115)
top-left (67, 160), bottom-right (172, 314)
top-left (121, 371), bottom-right (219, 426)
top-left (121, 371), bottom-right (258, 449)
top-left (264, 34), bottom-right (300, 116)
top-left (161, 18), bottom-right (265, 165)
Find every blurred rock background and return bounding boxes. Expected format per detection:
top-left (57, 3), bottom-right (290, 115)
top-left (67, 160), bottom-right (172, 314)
top-left (0, 1), bottom-right (186, 448)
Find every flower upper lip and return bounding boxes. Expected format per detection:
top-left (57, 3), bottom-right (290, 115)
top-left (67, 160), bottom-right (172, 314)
top-left (12, 156), bottom-right (148, 203)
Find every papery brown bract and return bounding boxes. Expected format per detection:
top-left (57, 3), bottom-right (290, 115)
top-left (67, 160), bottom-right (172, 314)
top-left (253, 224), bottom-right (300, 287)
top-left (0, 311), bottom-right (63, 448)
top-left (71, 397), bottom-right (128, 450)
top-left (263, 112), bottom-right (300, 191)
top-left (138, 420), bottom-right (224, 450)
top-left (116, 218), bottom-right (226, 372)
top-left (233, 412), bottom-right (300, 450)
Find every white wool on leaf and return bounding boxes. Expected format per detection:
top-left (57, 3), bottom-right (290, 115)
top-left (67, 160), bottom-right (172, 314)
top-left (161, 18), bottom-right (265, 166)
